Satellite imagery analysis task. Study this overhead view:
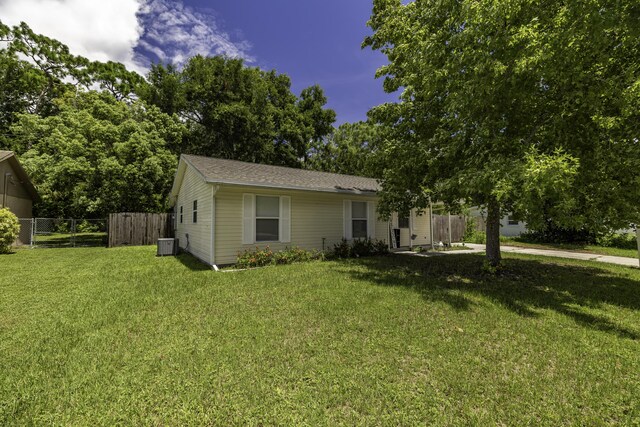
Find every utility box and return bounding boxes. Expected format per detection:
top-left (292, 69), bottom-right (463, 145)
top-left (157, 238), bottom-right (178, 256)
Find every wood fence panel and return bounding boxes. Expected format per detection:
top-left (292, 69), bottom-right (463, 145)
top-left (108, 213), bottom-right (173, 247)
top-left (432, 214), bottom-right (466, 243)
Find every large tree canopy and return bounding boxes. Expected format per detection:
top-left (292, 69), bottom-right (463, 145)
top-left (139, 57), bottom-right (336, 167)
top-left (11, 92), bottom-right (184, 218)
top-left (365, 0), bottom-right (640, 265)
top-left (307, 121), bottom-right (379, 177)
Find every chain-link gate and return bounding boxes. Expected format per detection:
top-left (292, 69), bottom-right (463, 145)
top-left (20, 218), bottom-right (107, 248)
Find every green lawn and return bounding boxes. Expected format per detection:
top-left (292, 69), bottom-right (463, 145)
top-left (1, 247), bottom-right (639, 425)
top-left (501, 238), bottom-right (639, 259)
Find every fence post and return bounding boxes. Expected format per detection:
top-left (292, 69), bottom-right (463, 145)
top-left (30, 218), bottom-right (35, 248)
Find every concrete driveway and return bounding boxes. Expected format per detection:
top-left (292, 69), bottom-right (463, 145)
top-left (398, 243), bottom-right (639, 268)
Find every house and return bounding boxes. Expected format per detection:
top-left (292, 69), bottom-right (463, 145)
top-left (470, 207), bottom-right (528, 237)
top-left (169, 155), bottom-right (433, 267)
top-left (0, 150), bottom-right (39, 218)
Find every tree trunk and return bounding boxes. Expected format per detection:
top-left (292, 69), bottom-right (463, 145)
top-left (485, 197), bottom-right (501, 266)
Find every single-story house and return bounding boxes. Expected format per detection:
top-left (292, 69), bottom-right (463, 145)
top-left (169, 155), bottom-right (433, 267)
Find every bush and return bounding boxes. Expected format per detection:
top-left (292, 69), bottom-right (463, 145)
top-left (0, 208), bottom-right (20, 254)
top-left (596, 232), bottom-right (637, 250)
top-left (468, 231), bottom-right (486, 244)
top-left (331, 238), bottom-right (389, 259)
top-left (236, 246), bottom-right (323, 269)
top-left (331, 239), bottom-right (352, 258)
top-left (76, 220), bottom-right (100, 233)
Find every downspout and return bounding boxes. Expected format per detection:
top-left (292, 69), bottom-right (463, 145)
top-left (211, 184), bottom-right (220, 271)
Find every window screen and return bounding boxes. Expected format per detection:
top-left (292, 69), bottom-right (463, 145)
top-left (352, 201), bottom-right (368, 239)
top-left (256, 196), bottom-right (279, 241)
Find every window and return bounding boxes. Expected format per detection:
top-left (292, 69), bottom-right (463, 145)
top-left (507, 215), bottom-right (519, 225)
top-left (256, 196), bottom-right (279, 242)
top-left (193, 200), bottom-right (198, 223)
top-left (398, 215), bottom-right (409, 229)
top-left (352, 201), bottom-right (368, 239)
top-left (179, 206), bottom-right (183, 224)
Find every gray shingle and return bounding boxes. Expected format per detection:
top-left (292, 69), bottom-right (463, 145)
top-left (183, 155), bottom-right (380, 194)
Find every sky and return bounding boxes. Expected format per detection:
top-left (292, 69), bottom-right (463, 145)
top-left (0, 0), bottom-right (399, 125)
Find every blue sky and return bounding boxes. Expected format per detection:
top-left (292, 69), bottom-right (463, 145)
top-left (0, 0), bottom-right (398, 126)
top-left (137, 0), bottom-right (398, 125)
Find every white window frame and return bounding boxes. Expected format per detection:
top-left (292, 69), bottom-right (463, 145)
top-left (255, 195), bottom-right (280, 243)
top-left (192, 200), bottom-right (198, 223)
top-left (507, 215), bottom-right (519, 225)
top-left (351, 201), bottom-right (369, 240)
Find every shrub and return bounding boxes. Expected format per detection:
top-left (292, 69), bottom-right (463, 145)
top-left (596, 232), bottom-right (637, 250)
top-left (236, 246), bottom-right (323, 269)
top-left (331, 239), bottom-right (352, 258)
top-left (76, 220), bottom-right (100, 233)
top-left (0, 208), bottom-right (20, 254)
top-left (331, 238), bottom-right (389, 259)
top-left (468, 231), bottom-right (487, 244)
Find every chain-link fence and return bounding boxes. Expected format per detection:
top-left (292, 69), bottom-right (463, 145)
top-left (17, 218), bottom-right (107, 248)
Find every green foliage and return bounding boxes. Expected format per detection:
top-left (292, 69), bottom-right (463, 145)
top-left (307, 121), bottom-right (379, 176)
top-left (464, 217), bottom-right (477, 241)
top-left (12, 91), bottom-right (183, 218)
top-left (139, 57), bottom-right (336, 168)
top-left (595, 233), bottom-right (638, 250)
top-left (236, 246), bottom-right (324, 269)
top-left (0, 208), bottom-right (19, 253)
top-left (0, 21), bottom-right (144, 149)
top-left (330, 238), bottom-right (389, 259)
top-left (364, 0), bottom-right (640, 255)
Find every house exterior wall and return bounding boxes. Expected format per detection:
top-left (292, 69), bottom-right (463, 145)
top-left (0, 159), bottom-right (33, 218)
top-left (390, 210), bottom-right (431, 248)
top-left (174, 164), bottom-right (213, 264)
top-left (499, 216), bottom-right (528, 237)
top-left (214, 185), bottom-right (388, 266)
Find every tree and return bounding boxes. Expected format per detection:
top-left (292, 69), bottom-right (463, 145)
top-left (307, 121), bottom-right (379, 177)
top-left (139, 56), bottom-right (336, 167)
top-left (11, 91), bottom-right (184, 218)
top-left (0, 21), bottom-right (145, 150)
top-left (364, 0), bottom-right (640, 266)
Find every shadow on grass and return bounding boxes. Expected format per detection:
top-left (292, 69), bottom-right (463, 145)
top-left (338, 254), bottom-right (640, 340)
top-left (174, 251), bottom-right (212, 271)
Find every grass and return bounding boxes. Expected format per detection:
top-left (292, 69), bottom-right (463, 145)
top-left (501, 237), bottom-right (639, 258)
top-left (31, 232), bottom-right (107, 247)
top-left (1, 247), bottom-right (639, 425)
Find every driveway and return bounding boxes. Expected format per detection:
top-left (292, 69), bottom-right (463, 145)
top-left (399, 244), bottom-right (639, 268)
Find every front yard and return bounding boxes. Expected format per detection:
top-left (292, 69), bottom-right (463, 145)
top-left (1, 247), bottom-right (638, 425)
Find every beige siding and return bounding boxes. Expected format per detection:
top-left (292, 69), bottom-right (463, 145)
top-left (412, 209), bottom-right (431, 246)
top-left (214, 185), bottom-right (388, 265)
top-left (390, 209), bottom-right (432, 248)
top-left (175, 165), bottom-right (213, 264)
top-left (0, 160), bottom-right (33, 218)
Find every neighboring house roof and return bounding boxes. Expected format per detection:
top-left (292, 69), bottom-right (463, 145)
top-left (0, 150), bottom-right (40, 201)
top-left (169, 155), bottom-right (380, 205)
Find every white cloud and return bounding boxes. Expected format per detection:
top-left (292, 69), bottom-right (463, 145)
top-left (0, 0), bottom-right (145, 73)
top-left (0, 0), bottom-right (254, 74)
top-left (137, 0), bottom-right (254, 66)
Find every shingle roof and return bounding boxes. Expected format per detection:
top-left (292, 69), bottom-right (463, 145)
top-left (182, 155), bottom-right (380, 194)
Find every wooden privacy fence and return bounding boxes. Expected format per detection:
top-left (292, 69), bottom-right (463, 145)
top-left (108, 213), bottom-right (173, 248)
top-left (432, 214), bottom-right (466, 243)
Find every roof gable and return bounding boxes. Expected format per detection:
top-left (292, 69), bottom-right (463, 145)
top-left (0, 151), bottom-right (40, 202)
